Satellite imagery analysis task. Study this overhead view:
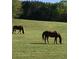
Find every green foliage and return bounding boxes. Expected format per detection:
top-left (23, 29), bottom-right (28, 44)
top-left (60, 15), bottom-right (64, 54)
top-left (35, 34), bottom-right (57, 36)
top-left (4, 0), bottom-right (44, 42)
top-left (12, 0), bottom-right (22, 18)
top-left (20, 1), bottom-right (67, 22)
top-left (12, 0), bottom-right (67, 22)
top-left (12, 19), bottom-right (67, 59)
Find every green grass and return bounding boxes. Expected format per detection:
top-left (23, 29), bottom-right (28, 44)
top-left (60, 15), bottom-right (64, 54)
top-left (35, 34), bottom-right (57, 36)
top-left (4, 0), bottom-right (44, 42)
top-left (12, 19), bottom-right (67, 59)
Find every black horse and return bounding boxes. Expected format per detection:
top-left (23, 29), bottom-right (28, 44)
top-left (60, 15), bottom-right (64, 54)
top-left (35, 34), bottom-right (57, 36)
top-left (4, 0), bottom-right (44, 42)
top-left (12, 25), bottom-right (24, 34)
top-left (42, 31), bottom-right (62, 44)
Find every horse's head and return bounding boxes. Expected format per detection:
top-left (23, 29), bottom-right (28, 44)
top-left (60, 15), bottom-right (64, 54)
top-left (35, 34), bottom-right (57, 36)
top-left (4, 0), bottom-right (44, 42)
top-left (58, 33), bottom-right (62, 44)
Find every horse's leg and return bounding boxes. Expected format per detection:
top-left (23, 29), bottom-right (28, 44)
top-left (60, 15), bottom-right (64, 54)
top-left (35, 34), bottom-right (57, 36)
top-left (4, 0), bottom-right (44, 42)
top-left (47, 37), bottom-right (49, 44)
top-left (20, 30), bottom-right (21, 34)
top-left (54, 37), bottom-right (57, 44)
top-left (22, 27), bottom-right (24, 34)
top-left (12, 29), bottom-right (14, 34)
top-left (56, 37), bottom-right (57, 44)
top-left (54, 38), bottom-right (56, 44)
top-left (13, 29), bottom-right (16, 34)
top-left (18, 30), bottom-right (21, 34)
top-left (15, 30), bottom-right (16, 33)
top-left (45, 37), bottom-right (47, 44)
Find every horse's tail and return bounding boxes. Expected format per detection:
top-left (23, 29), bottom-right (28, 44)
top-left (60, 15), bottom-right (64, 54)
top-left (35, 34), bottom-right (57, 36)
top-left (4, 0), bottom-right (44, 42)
top-left (42, 32), bottom-right (45, 40)
top-left (12, 26), bottom-right (14, 33)
top-left (58, 33), bottom-right (62, 44)
top-left (22, 27), bottom-right (24, 34)
top-left (12, 26), bottom-right (15, 34)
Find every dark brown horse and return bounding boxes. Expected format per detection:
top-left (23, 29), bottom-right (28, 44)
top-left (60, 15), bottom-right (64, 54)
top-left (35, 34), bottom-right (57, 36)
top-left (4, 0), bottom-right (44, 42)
top-left (12, 25), bottom-right (24, 34)
top-left (42, 31), bottom-right (62, 44)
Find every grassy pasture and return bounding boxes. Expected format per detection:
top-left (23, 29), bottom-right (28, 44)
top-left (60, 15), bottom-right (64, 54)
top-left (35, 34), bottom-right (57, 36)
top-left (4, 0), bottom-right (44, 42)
top-left (12, 19), bottom-right (67, 59)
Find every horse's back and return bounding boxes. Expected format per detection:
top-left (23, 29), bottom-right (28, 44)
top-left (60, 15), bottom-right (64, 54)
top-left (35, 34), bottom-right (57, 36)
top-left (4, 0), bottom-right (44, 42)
top-left (13, 25), bottom-right (18, 29)
top-left (42, 31), bottom-right (58, 37)
top-left (42, 31), bottom-right (49, 35)
top-left (43, 31), bottom-right (57, 34)
top-left (13, 25), bottom-right (23, 28)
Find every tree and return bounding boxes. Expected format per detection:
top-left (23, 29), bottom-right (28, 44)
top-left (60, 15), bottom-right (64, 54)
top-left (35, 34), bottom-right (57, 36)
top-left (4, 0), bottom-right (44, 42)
top-left (20, 1), bottom-right (67, 22)
top-left (56, 0), bottom-right (67, 21)
top-left (12, 0), bottom-right (22, 18)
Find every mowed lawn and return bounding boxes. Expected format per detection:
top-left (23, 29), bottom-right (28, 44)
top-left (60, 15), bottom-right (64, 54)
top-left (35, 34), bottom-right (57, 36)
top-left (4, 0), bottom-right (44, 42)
top-left (12, 19), bottom-right (67, 59)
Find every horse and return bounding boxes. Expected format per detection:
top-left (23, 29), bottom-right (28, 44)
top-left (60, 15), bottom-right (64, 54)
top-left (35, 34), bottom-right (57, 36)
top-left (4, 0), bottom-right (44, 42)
top-left (12, 25), bottom-right (24, 34)
top-left (42, 31), bottom-right (62, 44)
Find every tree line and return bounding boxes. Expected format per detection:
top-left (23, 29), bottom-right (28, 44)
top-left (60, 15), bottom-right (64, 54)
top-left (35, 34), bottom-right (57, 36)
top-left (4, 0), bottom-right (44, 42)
top-left (13, 0), bottom-right (67, 22)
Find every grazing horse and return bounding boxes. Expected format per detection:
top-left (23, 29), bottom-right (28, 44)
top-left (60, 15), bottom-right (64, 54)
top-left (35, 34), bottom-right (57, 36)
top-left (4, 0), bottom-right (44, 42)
top-left (12, 25), bottom-right (24, 34)
top-left (42, 31), bottom-right (62, 44)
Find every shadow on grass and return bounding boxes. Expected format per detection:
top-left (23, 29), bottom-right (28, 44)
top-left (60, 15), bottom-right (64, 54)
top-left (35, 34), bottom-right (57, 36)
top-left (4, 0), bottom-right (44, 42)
top-left (16, 18), bottom-right (67, 23)
top-left (30, 43), bottom-right (46, 45)
top-left (30, 43), bottom-right (64, 46)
